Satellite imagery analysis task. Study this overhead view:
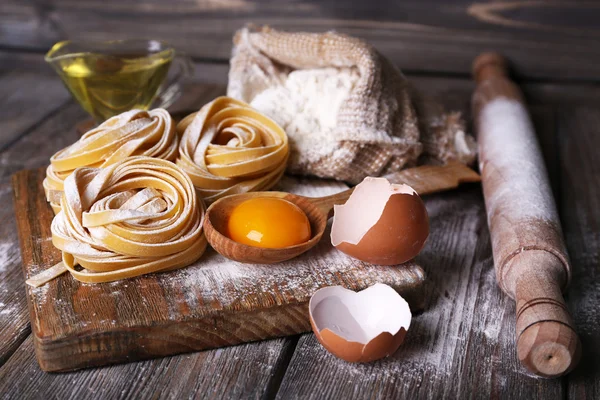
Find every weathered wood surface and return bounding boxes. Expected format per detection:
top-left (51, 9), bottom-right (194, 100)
top-left (559, 107), bottom-right (600, 399)
top-left (0, 57), bottom-right (70, 152)
top-left (0, 69), bottom-right (307, 396)
top-left (3, 70), bottom-right (382, 374)
top-left (0, 63), bottom-right (76, 368)
top-left (0, 177), bottom-right (31, 367)
top-left (12, 167), bottom-right (426, 372)
top-left (0, 50), bottom-right (598, 398)
top-left (0, 335), bottom-right (297, 399)
top-left (274, 108), bottom-right (566, 399)
top-left (2, 0), bottom-right (600, 81)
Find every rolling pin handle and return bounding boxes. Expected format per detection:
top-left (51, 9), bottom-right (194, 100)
top-left (509, 251), bottom-right (581, 377)
top-left (473, 52), bottom-right (509, 83)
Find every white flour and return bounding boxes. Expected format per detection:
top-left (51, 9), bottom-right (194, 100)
top-left (479, 98), bottom-right (558, 222)
top-left (0, 242), bottom-right (15, 273)
top-left (0, 302), bottom-right (14, 316)
top-left (250, 67), bottom-right (359, 165)
top-left (154, 176), bottom-right (425, 317)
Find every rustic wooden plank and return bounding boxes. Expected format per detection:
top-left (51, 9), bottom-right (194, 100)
top-left (0, 3), bottom-right (62, 51)
top-left (0, 51), bottom-right (58, 75)
top-left (2, 50), bottom-right (599, 118)
top-left (0, 103), bottom-right (82, 367)
top-left (530, 106), bottom-right (560, 202)
top-left (0, 60), bottom-right (75, 366)
top-left (558, 107), bottom-right (600, 399)
top-left (0, 80), bottom-right (304, 396)
top-left (0, 79), bottom-right (224, 180)
top-left (12, 167), bottom-right (426, 372)
top-left (0, 334), bottom-right (297, 399)
top-left (275, 187), bottom-right (563, 399)
top-left (0, 177), bottom-right (31, 367)
top-left (409, 76), bottom-right (600, 108)
top-left (2, 0), bottom-right (600, 81)
top-left (274, 101), bottom-right (568, 398)
top-left (0, 59), bottom-right (587, 396)
top-left (0, 62), bottom-right (71, 151)
top-left (190, 63), bottom-right (600, 109)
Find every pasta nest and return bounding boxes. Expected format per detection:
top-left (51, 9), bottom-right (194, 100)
top-left (50, 156), bottom-right (206, 283)
top-left (44, 108), bottom-right (178, 213)
top-left (176, 96), bottom-right (289, 204)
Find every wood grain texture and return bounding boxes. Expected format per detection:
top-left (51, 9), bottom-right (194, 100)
top-left (0, 177), bottom-right (31, 367)
top-left (186, 62), bottom-right (600, 107)
top-left (276, 188), bottom-right (564, 399)
top-left (2, 0), bottom-right (600, 81)
top-left (273, 103), bottom-right (569, 399)
top-left (12, 168), bottom-right (426, 372)
top-left (0, 81), bottom-right (223, 180)
top-left (0, 78), bottom-right (303, 397)
top-left (559, 107), bottom-right (600, 399)
top-left (529, 106), bottom-right (560, 201)
top-left (0, 64), bottom-right (80, 367)
top-left (0, 334), bottom-right (297, 399)
top-left (0, 67), bottom-right (70, 152)
top-left (1, 57), bottom-right (597, 397)
top-left (0, 102), bottom-right (83, 180)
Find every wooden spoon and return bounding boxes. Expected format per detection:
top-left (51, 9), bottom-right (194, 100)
top-left (204, 162), bottom-right (480, 264)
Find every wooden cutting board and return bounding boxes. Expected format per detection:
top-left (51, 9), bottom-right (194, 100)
top-left (12, 168), bottom-right (427, 372)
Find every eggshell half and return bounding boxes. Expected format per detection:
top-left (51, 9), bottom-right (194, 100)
top-left (331, 177), bottom-right (429, 265)
top-left (309, 284), bottom-right (412, 363)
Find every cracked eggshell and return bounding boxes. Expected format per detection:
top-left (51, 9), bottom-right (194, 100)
top-left (309, 284), bottom-right (412, 363)
top-left (331, 177), bottom-right (429, 265)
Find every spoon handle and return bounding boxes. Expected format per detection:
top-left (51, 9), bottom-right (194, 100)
top-left (384, 162), bottom-right (481, 195)
top-left (309, 162), bottom-right (481, 217)
top-left (309, 189), bottom-right (354, 217)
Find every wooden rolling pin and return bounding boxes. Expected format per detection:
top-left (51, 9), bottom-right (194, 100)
top-left (472, 53), bottom-right (581, 377)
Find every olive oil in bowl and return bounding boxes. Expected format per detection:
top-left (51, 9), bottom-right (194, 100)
top-left (46, 40), bottom-right (186, 122)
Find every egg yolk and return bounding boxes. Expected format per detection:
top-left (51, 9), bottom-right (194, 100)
top-left (226, 198), bottom-right (311, 248)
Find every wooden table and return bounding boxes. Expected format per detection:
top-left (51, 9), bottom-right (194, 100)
top-left (1, 1), bottom-right (600, 398)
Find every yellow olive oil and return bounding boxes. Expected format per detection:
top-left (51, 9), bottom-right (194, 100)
top-left (52, 51), bottom-right (172, 121)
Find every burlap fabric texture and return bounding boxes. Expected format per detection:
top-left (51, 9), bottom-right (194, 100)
top-left (227, 26), bottom-right (477, 184)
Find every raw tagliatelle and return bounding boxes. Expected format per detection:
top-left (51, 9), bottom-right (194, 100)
top-left (44, 108), bottom-right (178, 214)
top-left (26, 157), bottom-right (207, 286)
top-left (176, 96), bottom-right (289, 204)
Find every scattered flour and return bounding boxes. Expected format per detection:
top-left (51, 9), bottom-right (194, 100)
top-left (0, 301), bottom-right (15, 317)
top-left (0, 242), bottom-right (16, 273)
top-left (154, 176), bottom-right (423, 318)
top-left (250, 67), bottom-right (359, 165)
top-left (27, 176), bottom-right (424, 332)
top-left (478, 98), bottom-right (558, 222)
top-left (26, 267), bottom-right (51, 304)
top-left (275, 175), bottom-right (347, 197)
top-left (160, 229), bottom-right (409, 316)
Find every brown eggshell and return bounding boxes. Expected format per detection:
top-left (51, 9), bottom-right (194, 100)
top-left (309, 284), bottom-right (412, 363)
top-left (316, 328), bottom-right (365, 363)
top-left (331, 177), bottom-right (429, 265)
top-left (361, 329), bottom-right (408, 362)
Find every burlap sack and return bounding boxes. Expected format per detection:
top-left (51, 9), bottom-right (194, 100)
top-left (227, 26), bottom-right (476, 184)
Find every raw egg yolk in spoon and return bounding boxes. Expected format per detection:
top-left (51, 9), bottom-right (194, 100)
top-left (227, 198), bottom-right (311, 248)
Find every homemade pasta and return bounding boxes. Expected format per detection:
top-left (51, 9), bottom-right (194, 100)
top-left (177, 96), bottom-right (289, 203)
top-left (44, 108), bottom-right (178, 213)
top-left (28, 157), bottom-right (206, 286)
